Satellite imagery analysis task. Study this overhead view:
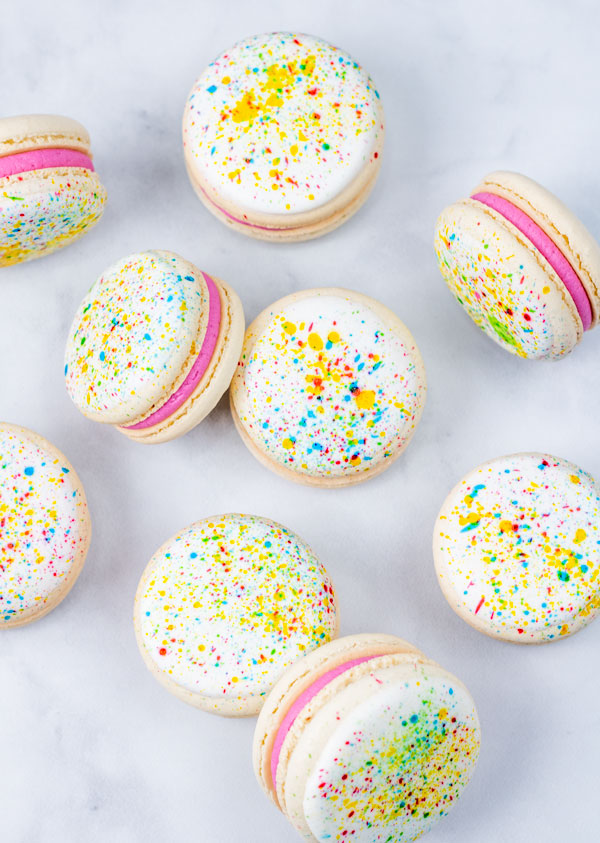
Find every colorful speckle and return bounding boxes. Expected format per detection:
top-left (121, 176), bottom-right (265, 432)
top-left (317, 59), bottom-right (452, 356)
top-left (299, 661), bottom-right (480, 841)
top-left (232, 292), bottom-right (426, 481)
top-left (434, 453), bottom-right (600, 642)
top-left (0, 425), bottom-right (90, 626)
top-left (434, 201), bottom-right (579, 359)
top-left (64, 251), bottom-right (210, 426)
top-left (0, 169), bottom-right (106, 266)
top-left (183, 33), bottom-right (383, 215)
top-left (136, 514), bottom-right (338, 713)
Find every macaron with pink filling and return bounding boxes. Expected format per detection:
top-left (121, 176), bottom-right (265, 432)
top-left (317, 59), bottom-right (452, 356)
top-left (0, 114), bottom-right (106, 266)
top-left (434, 171), bottom-right (600, 359)
top-left (183, 32), bottom-right (384, 242)
top-left (64, 250), bottom-right (244, 443)
top-left (253, 633), bottom-right (481, 842)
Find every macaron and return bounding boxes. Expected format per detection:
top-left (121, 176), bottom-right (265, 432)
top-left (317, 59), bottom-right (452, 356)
top-left (434, 453), bottom-right (600, 643)
top-left (254, 633), bottom-right (481, 842)
top-left (434, 171), bottom-right (600, 359)
top-left (0, 423), bottom-right (91, 627)
top-left (182, 32), bottom-right (384, 241)
top-left (0, 114), bottom-right (106, 266)
top-left (64, 250), bottom-right (244, 443)
top-left (230, 288), bottom-right (426, 487)
top-left (134, 514), bottom-right (338, 716)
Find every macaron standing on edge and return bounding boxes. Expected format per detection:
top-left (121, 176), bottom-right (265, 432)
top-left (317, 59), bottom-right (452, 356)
top-left (64, 250), bottom-right (244, 443)
top-left (434, 453), bottom-right (600, 643)
top-left (0, 114), bottom-right (106, 266)
top-left (434, 171), bottom-right (600, 359)
top-left (254, 634), bottom-right (481, 842)
top-left (183, 32), bottom-right (384, 241)
top-left (230, 287), bottom-right (426, 487)
top-left (134, 514), bottom-right (339, 716)
top-left (0, 424), bottom-right (91, 628)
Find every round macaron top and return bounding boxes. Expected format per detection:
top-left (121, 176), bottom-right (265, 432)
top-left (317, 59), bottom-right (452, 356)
top-left (134, 514), bottom-right (338, 715)
top-left (232, 289), bottom-right (426, 483)
top-left (258, 636), bottom-right (480, 842)
top-left (434, 453), bottom-right (600, 643)
top-left (295, 660), bottom-right (480, 842)
top-left (0, 424), bottom-right (90, 627)
top-left (183, 32), bottom-right (383, 216)
top-left (65, 250), bottom-right (211, 425)
top-left (474, 171), bottom-right (600, 327)
top-left (0, 169), bottom-right (106, 268)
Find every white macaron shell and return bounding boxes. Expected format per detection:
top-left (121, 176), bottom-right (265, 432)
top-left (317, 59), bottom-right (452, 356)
top-left (135, 514), bottom-right (338, 714)
top-left (0, 425), bottom-right (90, 626)
top-left (476, 171), bottom-right (600, 324)
top-left (0, 114), bottom-right (91, 152)
top-left (435, 200), bottom-right (581, 359)
top-left (183, 32), bottom-right (382, 216)
top-left (0, 169), bottom-right (106, 267)
top-left (434, 453), bottom-right (600, 642)
top-left (233, 291), bottom-right (426, 480)
top-left (283, 660), bottom-right (480, 842)
top-left (65, 251), bottom-right (206, 425)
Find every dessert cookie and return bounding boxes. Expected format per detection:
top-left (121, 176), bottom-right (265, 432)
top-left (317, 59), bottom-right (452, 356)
top-left (183, 32), bottom-right (384, 241)
top-left (64, 250), bottom-right (244, 443)
top-left (0, 423), bottom-right (91, 627)
top-left (435, 171), bottom-right (600, 358)
top-left (230, 288), bottom-right (426, 486)
top-left (434, 453), bottom-right (600, 642)
top-left (254, 634), bottom-right (481, 842)
top-left (134, 514), bottom-right (338, 716)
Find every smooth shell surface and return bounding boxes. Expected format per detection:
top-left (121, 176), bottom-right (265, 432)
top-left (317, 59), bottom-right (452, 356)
top-left (135, 514), bottom-right (338, 715)
top-left (434, 453), bottom-right (600, 642)
top-left (65, 251), bottom-right (209, 425)
top-left (0, 424), bottom-right (90, 626)
top-left (183, 32), bottom-right (382, 216)
top-left (231, 290), bottom-right (426, 482)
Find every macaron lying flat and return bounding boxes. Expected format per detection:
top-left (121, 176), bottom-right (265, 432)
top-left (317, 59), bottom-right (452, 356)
top-left (0, 424), bottom-right (91, 627)
top-left (434, 453), bottom-right (600, 643)
top-left (134, 514), bottom-right (338, 716)
top-left (230, 288), bottom-right (426, 487)
top-left (64, 250), bottom-right (244, 443)
top-left (183, 32), bottom-right (384, 241)
top-left (254, 634), bottom-right (481, 842)
top-left (434, 171), bottom-right (600, 359)
top-left (0, 114), bottom-right (106, 266)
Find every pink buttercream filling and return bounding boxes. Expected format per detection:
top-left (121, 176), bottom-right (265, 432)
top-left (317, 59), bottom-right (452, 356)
top-left (0, 148), bottom-right (94, 178)
top-left (270, 654), bottom-right (384, 792)
top-left (124, 272), bottom-right (221, 431)
top-left (471, 191), bottom-right (592, 331)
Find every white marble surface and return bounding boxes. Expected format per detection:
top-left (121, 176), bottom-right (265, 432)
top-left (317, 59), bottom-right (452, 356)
top-left (1, 1), bottom-right (600, 841)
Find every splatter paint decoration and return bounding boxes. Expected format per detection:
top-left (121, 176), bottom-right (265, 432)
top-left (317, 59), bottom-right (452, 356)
top-left (134, 514), bottom-right (338, 715)
top-left (301, 663), bottom-right (480, 842)
top-left (434, 453), bottom-right (600, 642)
top-left (0, 424), bottom-right (91, 627)
top-left (231, 289), bottom-right (426, 485)
top-left (254, 636), bottom-right (480, 842)
top-left (0, 114), bottom-right (106, 266)
top-left (434, 171), bottom-right (600, 359)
